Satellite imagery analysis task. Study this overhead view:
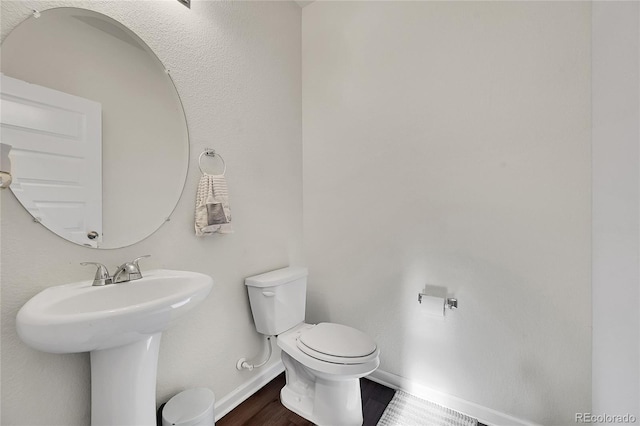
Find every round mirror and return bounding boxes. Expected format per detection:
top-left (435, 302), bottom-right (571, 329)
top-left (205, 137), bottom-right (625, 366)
top-left (0, 8), bottom-right (189, 249)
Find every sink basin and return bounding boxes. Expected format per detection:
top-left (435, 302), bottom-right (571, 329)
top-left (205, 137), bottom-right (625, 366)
top-left (17, 269), bottom-right (213, 353)
top-left (16, 269), bottom-right (213, 426)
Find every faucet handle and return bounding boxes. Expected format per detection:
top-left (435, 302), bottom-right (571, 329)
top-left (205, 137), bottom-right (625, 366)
top-left (128, 255), bottom-right (150, 281)
top-left (132, 255), bottom-right (151, 270)
top-left (80, 262), bottom-right (112, 286)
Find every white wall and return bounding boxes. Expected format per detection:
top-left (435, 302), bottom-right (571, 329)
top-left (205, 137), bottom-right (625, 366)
top-left (592, 1), bottom-right (640, 420)
top-left (302, 2), bottom-right (591, 425)
top-left (0, 1), bottom-right (301, 425)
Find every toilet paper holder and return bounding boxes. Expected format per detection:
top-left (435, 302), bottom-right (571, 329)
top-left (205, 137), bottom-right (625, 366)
top-left (418, 293), bottom-right (458, 310)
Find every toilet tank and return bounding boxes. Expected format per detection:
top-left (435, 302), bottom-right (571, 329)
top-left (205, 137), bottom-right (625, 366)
top-left (244, 266), bottom-right (308, 336)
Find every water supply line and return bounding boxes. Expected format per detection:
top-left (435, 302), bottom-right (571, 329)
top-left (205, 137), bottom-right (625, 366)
top-left (236, 336), bottom-right (273, 371)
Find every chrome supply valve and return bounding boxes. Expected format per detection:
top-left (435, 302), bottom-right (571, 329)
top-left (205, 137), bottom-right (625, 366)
top-left (80, 262), bottom-right (112, 286)
top-left (112, 255), bottom-right (150, 283)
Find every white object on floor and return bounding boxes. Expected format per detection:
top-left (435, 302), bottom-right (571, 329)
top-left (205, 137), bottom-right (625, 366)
top-left (162, 388), bottom-right (215, 426)
top-left (377, 390), bottom-right (478, 426)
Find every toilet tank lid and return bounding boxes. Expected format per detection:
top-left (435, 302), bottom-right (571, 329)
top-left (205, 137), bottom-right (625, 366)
top-left (245, 266), bottom-right (308, 288)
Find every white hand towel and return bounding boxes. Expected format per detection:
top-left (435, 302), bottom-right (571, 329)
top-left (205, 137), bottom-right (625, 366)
top-left (195, 174), bottom-right (233, 236)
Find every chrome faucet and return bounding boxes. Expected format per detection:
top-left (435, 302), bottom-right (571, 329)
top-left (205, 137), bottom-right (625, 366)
top-left (80, 262), bottom-right (112, 286)
top-left (112, 255), bottom-right (151, 283)
top-left (81, 255), bottom-right (150, 286)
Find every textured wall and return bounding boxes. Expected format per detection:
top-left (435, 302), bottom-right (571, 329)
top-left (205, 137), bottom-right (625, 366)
top-left (302, 2), bottom-right (591, 424)
top-left (0, 1), bottom-right (302, 425)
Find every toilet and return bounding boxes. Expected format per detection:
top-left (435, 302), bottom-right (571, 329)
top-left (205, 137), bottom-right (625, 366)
top-left (245, 267), bottom-right (380, 426)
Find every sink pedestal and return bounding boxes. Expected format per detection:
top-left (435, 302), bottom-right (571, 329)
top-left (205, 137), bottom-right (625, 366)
top-left (90, 333), bottom-right (162, 426)
top-left (16, 269), bottom-right (213, 426)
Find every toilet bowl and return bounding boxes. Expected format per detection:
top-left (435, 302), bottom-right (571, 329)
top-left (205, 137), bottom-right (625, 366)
top-left (244, 267), bottom-right (380, 426)
top-left (277, 323), bottom-right (379, 425)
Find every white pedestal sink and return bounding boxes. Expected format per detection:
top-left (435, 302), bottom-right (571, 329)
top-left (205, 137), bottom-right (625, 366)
top-left (16, 269), bottom-right (213, 426)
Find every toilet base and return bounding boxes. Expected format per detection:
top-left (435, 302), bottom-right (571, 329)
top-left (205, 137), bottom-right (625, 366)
top-left (280, 384), bottom-right (315, 422)
top-left (280, 352), bottom-right (365, 426)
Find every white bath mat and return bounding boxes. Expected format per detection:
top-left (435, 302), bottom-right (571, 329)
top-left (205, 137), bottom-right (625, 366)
top-left (377, 390), bottom-right (478, 426)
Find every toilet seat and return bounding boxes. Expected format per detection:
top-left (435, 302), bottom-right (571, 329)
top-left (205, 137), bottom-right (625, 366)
top-left (296, 322), bottom-right (378, 365)
top-left (278, 323), bottom-right (380, 376)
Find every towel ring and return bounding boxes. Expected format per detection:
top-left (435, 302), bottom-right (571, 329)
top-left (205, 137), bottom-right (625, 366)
top-left (198, 149), bottom-right (226, 175)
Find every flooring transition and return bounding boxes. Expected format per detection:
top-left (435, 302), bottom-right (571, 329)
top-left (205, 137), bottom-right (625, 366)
top-left (216, 373), bottom-right (489, 426)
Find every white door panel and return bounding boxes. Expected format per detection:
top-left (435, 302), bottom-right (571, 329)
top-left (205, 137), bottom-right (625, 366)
top-left (1, 95), bottom-right (84, 137)
top-left (1, 123), bottom-right (85, 156)
top-left (0, 74), bottom-right (102, 247)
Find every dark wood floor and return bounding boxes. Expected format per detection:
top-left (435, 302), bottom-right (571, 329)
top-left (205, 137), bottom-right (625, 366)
top-left (216, 373), bottom-right (396, 426)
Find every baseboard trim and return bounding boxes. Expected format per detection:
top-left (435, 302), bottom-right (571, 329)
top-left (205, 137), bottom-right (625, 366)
top-left (213, 362), bottom-right (538, 425)
top-left (367, 369), bottom-right (540, 426)
top-left (214, 360), bottom-right (285, 422)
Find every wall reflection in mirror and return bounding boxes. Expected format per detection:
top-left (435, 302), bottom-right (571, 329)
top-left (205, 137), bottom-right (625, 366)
top-left (0, 8), bottom-right (189, 248)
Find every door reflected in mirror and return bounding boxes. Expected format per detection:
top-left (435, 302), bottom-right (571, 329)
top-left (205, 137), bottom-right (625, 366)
top-left (0, 8), bottom-right (189, 248)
